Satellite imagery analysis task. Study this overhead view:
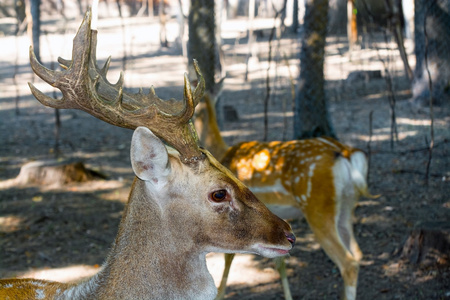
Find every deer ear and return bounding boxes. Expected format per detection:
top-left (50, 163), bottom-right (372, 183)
top-left (130, 126), bottom-right (170, 184)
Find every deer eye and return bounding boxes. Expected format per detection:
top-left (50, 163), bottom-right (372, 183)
top-left (210, 190), bottom-right (228, 202)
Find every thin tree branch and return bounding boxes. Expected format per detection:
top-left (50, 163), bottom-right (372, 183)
top-left (282, 52), bottom-right (295, 141)
top-left (370, 140), bottom-right (447, 155)
top-left (43, 30), bottom-right (62, 156)
top-left (394, 169), bottom-right (445, 178)
top-left (382, 28), bottom-right (399, 149)
top-left (423, 0), bottom-right (435, 186)
top-left (263, 0), bottom-right (287, 141)
top-left (14, 14), bottom-right (21, 116)
top-left (367, 110), bottom-right (374, 184)
top-left (360, 0), bottom-right (398, 149)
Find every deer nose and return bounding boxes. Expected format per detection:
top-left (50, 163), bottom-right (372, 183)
top-left (285, 232), bottom-right (296, 247)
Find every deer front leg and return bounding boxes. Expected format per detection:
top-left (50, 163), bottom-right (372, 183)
top-left (275, 256), bottom-right (293, 300)
top-left (215, 253), bottom-right (235, 300)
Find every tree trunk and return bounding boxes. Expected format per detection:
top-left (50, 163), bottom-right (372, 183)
top-left (291, 0), bottom-right (299, 33)
top-left (27, 0), bottom-right (41, 62)
top-left (294, 0), bottom-right (337, 139)
top-left (15, 0), bottom-right (26, 26)
top-left (159, 0), bottom-right (168, 47)
top-left (188, 0), bottom-right (219, 93)
top-left (412, 0), bottom-right (450, 106)
top-left (347, 0), bottom-right (357, 52)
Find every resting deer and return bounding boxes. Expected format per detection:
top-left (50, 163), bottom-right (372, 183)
top-left (194, 93), bottom-right (376, 300)
top-left (0, 10), bottom-right (295, 300)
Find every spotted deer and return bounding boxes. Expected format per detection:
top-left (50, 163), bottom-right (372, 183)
top-left (0, 10), bottom-right (295, 300)
top-left (194, 93), bottom-right (376, 300)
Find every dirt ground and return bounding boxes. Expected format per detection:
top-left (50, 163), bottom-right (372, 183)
top-left (1, 13), bottom-right (449, 300)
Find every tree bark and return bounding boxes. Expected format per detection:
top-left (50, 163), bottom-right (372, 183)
top-left (347, 0), bottom-right (357, 52)
top-left (291, 0), bottom-right (299, 33)
top-left (27, 0), bottom-right (41, 62)
top-left (188, 0), bottom-right (219, 93)
top-left (159, 0), bottom-right (168, 47)
top-left (413, 0), bottom-right (450, 106)
top-left (294, 0), bottom-right (337, 139)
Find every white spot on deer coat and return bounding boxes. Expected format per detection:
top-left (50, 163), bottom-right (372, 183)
top-left (32, 281), bottom-right (46, 287)
top-left (36, 289), bottom-right (45, 299)
top-left (306, 163), bottom-right (316, 197)
top-left (317, 137), bottom-right (339, 149)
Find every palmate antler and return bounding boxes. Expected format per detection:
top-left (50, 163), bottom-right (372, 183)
top-left (29, 9), bottom-right (206, 164)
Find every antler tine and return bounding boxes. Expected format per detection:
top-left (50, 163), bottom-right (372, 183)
top-left (28, 8), bottom-right (207, 164)
top-left (29, 9), bottom-right (93, 110)
top-left (57, 57), bottom-right (71, 70)
top-left (192, 59), bottom-right (205, 106)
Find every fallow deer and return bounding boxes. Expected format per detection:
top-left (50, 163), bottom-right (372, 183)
top-left (0, 10), bottom-right (295, 300)
top-left (194, 93), bottom-right (376, 300)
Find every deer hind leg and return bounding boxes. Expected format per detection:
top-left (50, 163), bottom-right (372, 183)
top-left (275, 256), bottom-right (293, 300)
top-left (340, 259), bottom-right (359, 300)
top-left (332, 158), bottom-right (362, 299)
top-left (337, 198), bottom-right (361, 300)
top-left (311, 193), bottom-right (361, 300)
top-left (316, 227), bottom-right (360, 300)
top-left (348, 225), bottom-right (363, 262)
top-left (215, 253), bottom-right (235, 300)
top-left (336, 198), bottom-right (362, 262)
top-left (338, 225), bottom-right (360, 300)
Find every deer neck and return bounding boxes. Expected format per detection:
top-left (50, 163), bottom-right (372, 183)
top-left (194, 94), bottom-right (229, 161)
top-left (61, 178), bottom-right (217, 300)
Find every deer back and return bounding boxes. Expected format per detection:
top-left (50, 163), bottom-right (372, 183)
top-left (221, 137), bottom-right (371, 221)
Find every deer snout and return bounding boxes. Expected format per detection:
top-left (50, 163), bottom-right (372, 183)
top-left (285, 232), bottom-right (296, 247)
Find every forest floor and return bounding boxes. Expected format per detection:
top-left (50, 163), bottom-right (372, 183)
top-left (1, 13), bottom-right (450, 300)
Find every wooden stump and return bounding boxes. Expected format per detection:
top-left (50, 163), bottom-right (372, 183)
top-left (12, 159), bottom-right (105, 187)
top-left (400, 221), bottom-right (450, 266)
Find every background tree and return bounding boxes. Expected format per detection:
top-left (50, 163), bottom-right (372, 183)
top-left (413, 0), bottom-right (450, 106)
top-left (291, 0), bottom-right (299, 32)
top-left (187, 0), bottom-right (220, 93)
top-left (294, 0), bottom-right (337, 139)
top-left (159, 0), bottom-right (168, 47)
top-left (27, 0), bottom-right (41, 61)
